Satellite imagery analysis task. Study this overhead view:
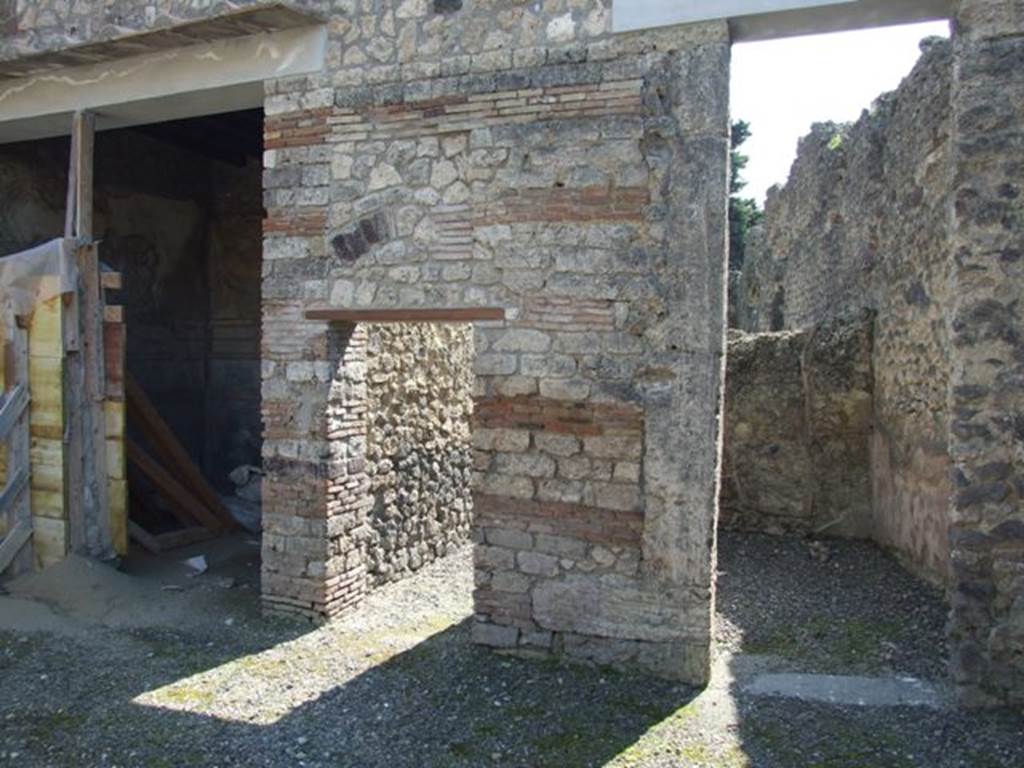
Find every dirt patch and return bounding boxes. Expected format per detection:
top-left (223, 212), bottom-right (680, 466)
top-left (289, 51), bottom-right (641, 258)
top-left (2, 534), bottom-right (262, 632)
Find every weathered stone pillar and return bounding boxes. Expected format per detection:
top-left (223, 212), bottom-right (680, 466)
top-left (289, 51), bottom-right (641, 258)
top-left (947, 0), bottom-right (1024, 708)
top-left (260, 287), bottom-right (370, 620)
top-left (634, 35), bottom-right (732, 682)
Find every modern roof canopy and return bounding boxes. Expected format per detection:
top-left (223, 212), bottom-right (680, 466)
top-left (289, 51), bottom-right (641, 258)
top-left (613, 0), bottom-right (952, 40)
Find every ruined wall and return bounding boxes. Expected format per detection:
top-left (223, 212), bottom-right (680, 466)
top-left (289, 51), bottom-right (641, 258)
top-left (255, 1), bottom-right (730, 684)
top-left (2, 0), bottom-right (732, 685)
top-left (364, 322), bottom-right (474, 585)
top-left (869, 43), bottom-right (954, 585)
top-left (721, 316), bottom-right (874, 538)
top-left (946, 0), bottom-right (1024, 710)
top-left (735, 39), bottom-right (954, 585)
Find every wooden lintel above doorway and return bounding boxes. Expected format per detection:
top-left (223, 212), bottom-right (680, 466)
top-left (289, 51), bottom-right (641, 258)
top-left (304, 307), bottom-right (507, 324)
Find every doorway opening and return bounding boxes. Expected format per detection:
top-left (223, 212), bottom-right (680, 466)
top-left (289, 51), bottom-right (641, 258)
top-left (720, 18), bottom-right (955, 689)
top-left (99, 110), bottom-right (265, 570)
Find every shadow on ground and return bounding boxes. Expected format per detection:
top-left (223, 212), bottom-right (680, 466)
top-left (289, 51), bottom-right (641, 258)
top-left (2, 533), bottom-right (1023, 767)
top-left (1, 617), bottom-right (697, 767)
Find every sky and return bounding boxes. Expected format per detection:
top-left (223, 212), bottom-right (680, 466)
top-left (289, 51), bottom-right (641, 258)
top-left (731, 20), bottom-right (951, 203)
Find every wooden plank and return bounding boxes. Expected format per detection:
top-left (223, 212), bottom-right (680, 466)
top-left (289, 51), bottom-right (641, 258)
top-left (125, 374), bottom-right (236, 530)
top-left (81, 242), bottom-right (109, 536)
top-left (66, 243), bottom-right (111, 556)
top-left (28, 294), bottom-right (65, 359)
top-left (0, 384), bottom-right (28, 442)
top-left (27, 354), bottom-right (63, 440)
top-left (101, 272), bottom-right (123, 291)
top-left (0, 467), bottom-right (28, 517)
top-left (154, 526), bottom-right (215, 552)
top-left (74, 111), bottom-right (95, 240)
top-left (0, 519), bottom-right (31, 576)
top-left (29, 440), bottom-right (65, 498)
top-left (64, 115), bottom-right (87, 551)
top-left (31, 517), bottom-right (67, 568)
top-left (63, 123), bottom-right (79, 239)
top-left (65, 111), bottom-right (100, 556)
top-left (127, 473), bottom-right (200, 531)
top-left (103, 321), bottom-right (125, 400)
top-left (62, 292), bottom-right (80, 354)
top-left (127, 439), bottom-right (223, 533)
top-left (103, 306), bottom-right (123, 323)
top-left (109, 477), bottom-right (128, 556)
top-left (128, 520), bottom-right (162, 554)
top-left (304, 307), bottom-right (507, 323)
top-left (5, 306), bottom-right (32, 575)
top-left (104, 312), bottom-right (126, 555)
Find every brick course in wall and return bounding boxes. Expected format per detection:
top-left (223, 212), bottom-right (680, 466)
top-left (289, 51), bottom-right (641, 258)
top-left (0, 0), bottom-right (1021, 708)
top-left (253, 4), bottom-right (730, 683)
top-left (4, 0), bottom-right (724, 686)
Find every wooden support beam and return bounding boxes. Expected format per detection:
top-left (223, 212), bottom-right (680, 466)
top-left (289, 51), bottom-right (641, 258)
top-left (62, 112), bottom-right (117, 558)
top-left (127, 439), bottom-right (223, 534)
top-left (128, 520), bottom-right (162, 555)
top-left (65, 111), bottom-right (100, 557)
top-left (63, 128), bottom-right (78, 239)
top-left (127, 471), bottom-right (200, 532)
top-left (2, 306), bottom-right (32, 576)
top-left (0, 384), bottom-right (29, 442)
top-left (67, 241), bottom-right (112, 557)
top-left (155, 526), bottom-right (215, 552)
top-left (0, 468), bottom-right (29, 518)
top-left (129, 520), bottom-right (214, 555)
top-left (126, 375), bottom-right (236, 530)
top-left (0, 520), bottom-right (31, 576)
top-left (74, 111), bottom-right (95, 241)
top-left (304, 307), bottom-right (506, 323)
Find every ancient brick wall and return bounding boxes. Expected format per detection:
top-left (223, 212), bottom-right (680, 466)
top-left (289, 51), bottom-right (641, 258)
top-left (734, 40), bottom-right (955, 586)
top-left (364, 323), bottom-right (474, 585)
top-left (256, 2), bottom-right (730, 684)
top-left (2, 0), bottom-right (730, 684)
top-left (721, 316), bottom-right (874, 539)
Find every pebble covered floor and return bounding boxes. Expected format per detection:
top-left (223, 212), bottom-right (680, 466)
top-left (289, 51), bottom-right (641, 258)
top-left (0, 532), bottom-right (1021, 767)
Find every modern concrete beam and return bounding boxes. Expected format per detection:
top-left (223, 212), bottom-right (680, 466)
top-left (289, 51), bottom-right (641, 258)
top-left (614, 0), bottom-right (952, 40)
top-left (0, 24), bottom-right (327, 144)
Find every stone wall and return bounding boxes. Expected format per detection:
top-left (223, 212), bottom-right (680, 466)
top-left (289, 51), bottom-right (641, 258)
top-left (255, 1), bottom-right (730, 685)
top-left (946, 0), bottom-right (1024, 710)
top-left (721, 315), bottom-right (874, 539)
top-left (735, 39), bottom-right (954, 585)
top-left (364, 322), bottom-right (474, 585)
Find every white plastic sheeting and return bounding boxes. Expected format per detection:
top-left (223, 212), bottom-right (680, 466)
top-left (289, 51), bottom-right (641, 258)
top-left (0, 238), bottom-right (77, 314)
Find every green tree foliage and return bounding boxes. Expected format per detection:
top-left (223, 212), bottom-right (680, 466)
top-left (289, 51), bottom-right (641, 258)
top-left (729, 120), bottom-right (763, 271)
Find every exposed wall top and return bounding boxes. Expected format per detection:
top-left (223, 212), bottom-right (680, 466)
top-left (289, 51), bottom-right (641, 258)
top-left (614, 0), bottom-right (952, 40)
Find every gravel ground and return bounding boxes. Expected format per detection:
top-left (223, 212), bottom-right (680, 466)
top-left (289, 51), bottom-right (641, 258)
top-left (0, 532), bottom-right (1021, 768)
top-left (714, 531), bottom-right (949, 680)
